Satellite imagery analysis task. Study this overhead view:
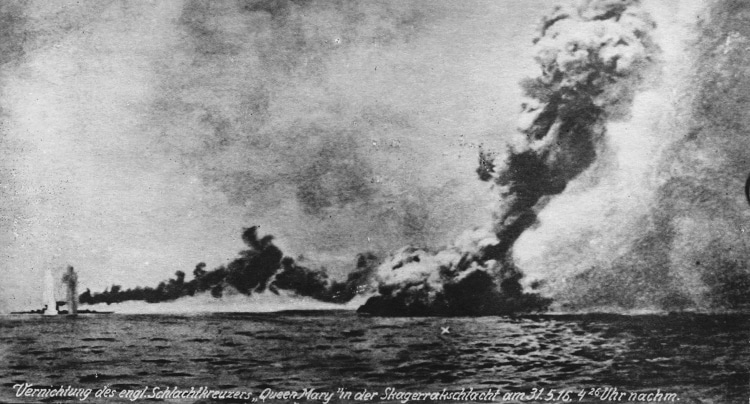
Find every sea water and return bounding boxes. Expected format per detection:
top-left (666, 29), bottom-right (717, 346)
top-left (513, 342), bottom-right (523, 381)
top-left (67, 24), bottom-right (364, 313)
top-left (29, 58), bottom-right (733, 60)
top-left (0, 312), bottom-right (747, 403)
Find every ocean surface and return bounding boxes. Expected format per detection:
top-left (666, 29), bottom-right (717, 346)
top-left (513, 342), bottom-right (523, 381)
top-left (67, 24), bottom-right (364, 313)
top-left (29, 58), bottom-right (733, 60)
top-left (0, 311), bottom-right (748, 404)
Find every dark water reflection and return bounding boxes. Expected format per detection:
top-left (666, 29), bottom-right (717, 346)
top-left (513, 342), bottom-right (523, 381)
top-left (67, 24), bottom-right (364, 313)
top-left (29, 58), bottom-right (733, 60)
top-left (0, 312), bottom-right (747, 403)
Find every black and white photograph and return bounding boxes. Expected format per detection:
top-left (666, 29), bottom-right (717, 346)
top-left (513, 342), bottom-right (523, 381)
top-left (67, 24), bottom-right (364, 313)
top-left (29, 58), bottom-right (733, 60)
top-left (0, 0), bottom-right (748, 403)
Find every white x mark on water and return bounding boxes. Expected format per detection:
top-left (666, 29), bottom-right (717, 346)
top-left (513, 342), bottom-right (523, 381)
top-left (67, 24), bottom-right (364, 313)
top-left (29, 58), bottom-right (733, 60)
top-left (440, 326), bottom-right (450, 335)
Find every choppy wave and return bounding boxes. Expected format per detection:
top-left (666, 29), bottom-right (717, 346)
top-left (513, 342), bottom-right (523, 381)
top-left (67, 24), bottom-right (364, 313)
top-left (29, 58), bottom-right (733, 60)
top-left (1, 312), bottom-right (747, 403)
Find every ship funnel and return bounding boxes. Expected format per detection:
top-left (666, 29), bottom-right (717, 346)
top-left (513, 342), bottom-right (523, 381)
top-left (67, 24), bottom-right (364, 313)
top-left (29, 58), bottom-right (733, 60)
top-left (63, 266), bottom-right (78, 315)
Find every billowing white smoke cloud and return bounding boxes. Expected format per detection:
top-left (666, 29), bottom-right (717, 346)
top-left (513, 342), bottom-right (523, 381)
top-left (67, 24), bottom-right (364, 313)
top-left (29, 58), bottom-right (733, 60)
top-left (374, 228), bottom-right (499, 294)
top-left (514, 0), bottom-right (736, 312)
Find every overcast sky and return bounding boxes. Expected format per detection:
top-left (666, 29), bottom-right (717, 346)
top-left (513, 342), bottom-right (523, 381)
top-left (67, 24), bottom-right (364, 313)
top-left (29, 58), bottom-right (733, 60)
top-left (0, 0), bottom-right (550, 311)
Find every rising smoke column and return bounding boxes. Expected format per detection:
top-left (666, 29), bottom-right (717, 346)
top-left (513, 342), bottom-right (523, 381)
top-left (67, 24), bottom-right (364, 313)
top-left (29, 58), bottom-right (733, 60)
top-left (359, 0), bottom-right (660, 316)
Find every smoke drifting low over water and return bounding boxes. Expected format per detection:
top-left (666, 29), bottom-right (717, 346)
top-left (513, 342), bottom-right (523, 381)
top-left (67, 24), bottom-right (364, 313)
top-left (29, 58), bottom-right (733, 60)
top-left (79, 227), bottom-right (378, 309)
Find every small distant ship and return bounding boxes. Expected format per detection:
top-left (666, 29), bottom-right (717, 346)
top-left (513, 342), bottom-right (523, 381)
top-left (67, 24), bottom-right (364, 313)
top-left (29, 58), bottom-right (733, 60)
top-left (11, 266), bottom-right (112, 315)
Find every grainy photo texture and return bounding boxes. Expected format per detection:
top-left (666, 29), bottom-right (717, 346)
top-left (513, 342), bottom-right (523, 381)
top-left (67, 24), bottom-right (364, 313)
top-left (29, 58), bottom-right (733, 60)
top-left (0, 0), bottom-right (748, 403)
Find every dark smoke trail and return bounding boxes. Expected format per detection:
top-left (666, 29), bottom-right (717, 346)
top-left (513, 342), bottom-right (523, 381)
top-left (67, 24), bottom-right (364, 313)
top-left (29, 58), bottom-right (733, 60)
top-left (80, 227), bottom-right (378, 306)
top-left (359, 0), bottom-right (660, 316)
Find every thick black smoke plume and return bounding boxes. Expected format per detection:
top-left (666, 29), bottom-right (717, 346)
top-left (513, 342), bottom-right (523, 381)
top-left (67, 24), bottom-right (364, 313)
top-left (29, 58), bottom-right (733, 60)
top-left (359, 0), bottom-right (660, 316)
top-left (81, 227), bottom-right (377, 306)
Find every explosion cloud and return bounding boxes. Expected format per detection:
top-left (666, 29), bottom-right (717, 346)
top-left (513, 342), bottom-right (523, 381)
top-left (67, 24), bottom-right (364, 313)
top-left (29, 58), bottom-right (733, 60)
top-left (359, 0), bottom-right (661, 316)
